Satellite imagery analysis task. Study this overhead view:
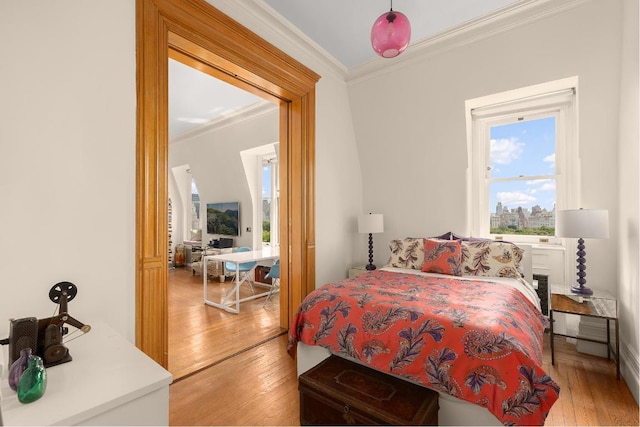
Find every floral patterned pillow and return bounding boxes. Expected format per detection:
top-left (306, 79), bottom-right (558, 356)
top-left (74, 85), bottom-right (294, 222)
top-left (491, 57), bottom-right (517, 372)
top-left (461, 240), bottom-right (523, 279)
top-left (385, 238), bottom-right (424, 270)
top-left (422, 238), bottom-right (462, 276)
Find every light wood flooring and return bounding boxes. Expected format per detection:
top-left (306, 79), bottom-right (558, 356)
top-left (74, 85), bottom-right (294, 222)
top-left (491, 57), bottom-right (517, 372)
top-left (168, 266), bottom-right (285, 381)
top-left (168, 267), bottom-right (639, 426)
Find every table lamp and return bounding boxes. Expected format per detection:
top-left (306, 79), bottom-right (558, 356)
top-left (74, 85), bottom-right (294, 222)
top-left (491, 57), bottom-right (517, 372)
top-left (358, 213), bottom-right (384, 271)
top-left (556, 208), bottom-right (609, 295)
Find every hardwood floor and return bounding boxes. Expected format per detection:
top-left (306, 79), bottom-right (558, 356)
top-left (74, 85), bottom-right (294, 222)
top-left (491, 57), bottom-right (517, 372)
top-left (168, 266), bottom-right (284, 380)
top-left (543, 338), bottom-right (639, 426)
top-left (170, 333), bottom-right (299, 426)
top-left (169, 268), bottom-right (639, 426)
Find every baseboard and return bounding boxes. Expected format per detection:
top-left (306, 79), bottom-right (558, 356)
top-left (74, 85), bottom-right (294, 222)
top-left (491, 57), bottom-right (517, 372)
top-left (620, 341), bottom-right (640, 404)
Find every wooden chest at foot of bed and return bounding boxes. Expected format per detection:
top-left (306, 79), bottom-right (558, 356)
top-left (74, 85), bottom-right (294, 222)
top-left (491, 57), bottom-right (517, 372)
top-left (299, 355), bottom-right (438, 425)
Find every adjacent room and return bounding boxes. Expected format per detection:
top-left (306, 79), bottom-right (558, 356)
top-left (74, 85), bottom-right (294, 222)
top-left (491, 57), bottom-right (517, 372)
top-left (166, 58), bottom-right (283, 380)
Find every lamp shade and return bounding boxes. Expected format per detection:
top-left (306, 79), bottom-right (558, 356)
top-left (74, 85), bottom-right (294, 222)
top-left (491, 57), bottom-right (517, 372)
top-left (556, 209), bottom-right (609, 239)
top-left (370, 10), bottom-right (411, 58)
top-left (358, 213), bottom-right (384, 234)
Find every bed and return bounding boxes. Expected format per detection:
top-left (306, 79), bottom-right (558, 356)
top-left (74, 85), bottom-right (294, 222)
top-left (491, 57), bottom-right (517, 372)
top-left (288, 236), bottom-right (560, 426)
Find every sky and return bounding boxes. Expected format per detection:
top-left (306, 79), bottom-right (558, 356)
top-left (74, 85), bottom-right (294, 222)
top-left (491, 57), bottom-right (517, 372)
top-left (262, 165), bottom-right (271, 197)
top-left (490, 116), bottom-right (556, 213)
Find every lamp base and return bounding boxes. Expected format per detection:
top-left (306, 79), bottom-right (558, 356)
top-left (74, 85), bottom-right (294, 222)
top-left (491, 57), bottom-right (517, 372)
top-left (366, 233), bottom-right (376, 272)
top-left (571, 285), bottom-right (593, 296)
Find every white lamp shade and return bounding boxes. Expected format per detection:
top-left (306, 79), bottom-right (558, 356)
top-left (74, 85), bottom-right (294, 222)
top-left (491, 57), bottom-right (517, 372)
top-left (358, 213), bottom-right (384, 234)
top-left (556, 209), bottom-right (609, 239)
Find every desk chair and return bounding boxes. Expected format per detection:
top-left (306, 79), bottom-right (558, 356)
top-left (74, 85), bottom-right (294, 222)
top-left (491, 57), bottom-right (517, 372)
top-left (263, 260), bottom-right (280, 307)
top-left (225, 247), bottom-right (257, 294)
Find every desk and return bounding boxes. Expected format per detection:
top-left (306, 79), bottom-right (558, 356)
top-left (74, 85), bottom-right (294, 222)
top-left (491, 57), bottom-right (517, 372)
top-left (0, 322), bottom-right (172, 425)
top-left (549, 285), bottom-right (619, 380)
top-left (203, 247), bottom-right (279, 314)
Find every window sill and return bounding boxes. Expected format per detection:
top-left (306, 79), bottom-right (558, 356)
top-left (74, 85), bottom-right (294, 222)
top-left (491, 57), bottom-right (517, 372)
top-left (491, 235), bottom-right (564, 246)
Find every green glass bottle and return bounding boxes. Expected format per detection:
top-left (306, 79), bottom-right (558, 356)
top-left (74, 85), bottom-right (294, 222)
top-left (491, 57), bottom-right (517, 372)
top-left (17, 355), bottom-right (47, 403)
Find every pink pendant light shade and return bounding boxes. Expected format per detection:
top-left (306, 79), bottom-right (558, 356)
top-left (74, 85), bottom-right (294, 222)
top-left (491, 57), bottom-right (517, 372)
top-left (371, 9), bottom-right (411, 58)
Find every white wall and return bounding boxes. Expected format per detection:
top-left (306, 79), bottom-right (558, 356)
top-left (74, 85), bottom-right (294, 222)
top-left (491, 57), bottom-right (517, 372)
top-left (315, 73), bottom-right (365, 282)
top-left (0, 1), bottom-right (136, 340)
top-left (616, 0), bottom-right (639, 401)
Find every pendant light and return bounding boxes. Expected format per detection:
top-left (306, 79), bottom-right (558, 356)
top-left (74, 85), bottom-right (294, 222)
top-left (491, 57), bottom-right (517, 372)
top-left (370, 0), bottom-right (411, 58)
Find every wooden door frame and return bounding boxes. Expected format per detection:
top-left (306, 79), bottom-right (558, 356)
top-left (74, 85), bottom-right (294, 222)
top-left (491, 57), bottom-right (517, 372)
top-left (136, 0), bottom-right (318, 366)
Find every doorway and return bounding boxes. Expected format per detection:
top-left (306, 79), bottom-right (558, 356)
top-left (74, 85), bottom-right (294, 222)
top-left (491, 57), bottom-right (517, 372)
top-left (136, 0), bottom-right (319, 366)
top-left (167, 56), bottom-right (283, 379)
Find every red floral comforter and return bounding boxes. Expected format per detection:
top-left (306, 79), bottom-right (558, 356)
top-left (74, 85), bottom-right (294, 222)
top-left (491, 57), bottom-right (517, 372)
top-left (288, 270), bottom-right (559, 426)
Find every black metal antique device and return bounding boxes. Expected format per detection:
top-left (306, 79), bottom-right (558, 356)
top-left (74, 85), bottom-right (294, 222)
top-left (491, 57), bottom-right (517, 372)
top-left (35, 282), bottom-right (91, 367)
top-left (8, 282), bottom-right (91, 367)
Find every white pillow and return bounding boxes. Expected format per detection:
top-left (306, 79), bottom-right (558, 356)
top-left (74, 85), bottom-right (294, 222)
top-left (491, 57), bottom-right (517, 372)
top-left (385, 238), bottom-right (424, 270)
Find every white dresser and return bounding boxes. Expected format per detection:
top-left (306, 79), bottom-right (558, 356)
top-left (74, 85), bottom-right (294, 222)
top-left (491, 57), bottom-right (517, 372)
top-left (1, 322), bottom-right (172, 425)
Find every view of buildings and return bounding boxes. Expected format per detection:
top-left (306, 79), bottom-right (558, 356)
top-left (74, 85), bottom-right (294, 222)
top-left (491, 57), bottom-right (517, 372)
top-left (490, 202), bottom-right (555, 235)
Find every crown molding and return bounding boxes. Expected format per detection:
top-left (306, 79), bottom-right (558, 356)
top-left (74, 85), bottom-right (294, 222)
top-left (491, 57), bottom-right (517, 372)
top-left (170, 101), bottom-right (277, 144)
top-left (348, 0), bottom-right (587, 84)
top-left (206, 0), bottom-right (348, 79)
top-left (206, 0), bottom-right (587, 85)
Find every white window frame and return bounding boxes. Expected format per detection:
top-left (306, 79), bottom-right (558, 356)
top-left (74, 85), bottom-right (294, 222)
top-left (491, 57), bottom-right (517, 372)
top-left (465, 77), bottom-right (580, 244)
top-left (190, 177), bottom-right (202, 242)
top-left (259, 153), bottom-right (279, 248)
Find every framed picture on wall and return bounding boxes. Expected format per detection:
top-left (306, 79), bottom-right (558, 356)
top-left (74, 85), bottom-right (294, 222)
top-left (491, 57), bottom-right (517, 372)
top-left (206, 202), bottom-right (239, 236)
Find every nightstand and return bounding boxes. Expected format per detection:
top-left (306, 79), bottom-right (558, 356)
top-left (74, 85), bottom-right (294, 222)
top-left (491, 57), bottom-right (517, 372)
top-left (348, 266), bottom-right (368, 278)
top-left (549, 285), bottom-right (619, 379)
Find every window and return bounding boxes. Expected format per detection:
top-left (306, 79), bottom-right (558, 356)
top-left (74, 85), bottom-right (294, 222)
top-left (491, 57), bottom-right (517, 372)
top-left (261, 155), bottom-right (279, 247)
top-left (488, 116), bottom-right (557, 236)
top-left (190, 178), bottom-right (202, 241)
top-left (466, 78), bottom-right (579, 242)
top-left (240, 144), bottom-right (279, 248)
